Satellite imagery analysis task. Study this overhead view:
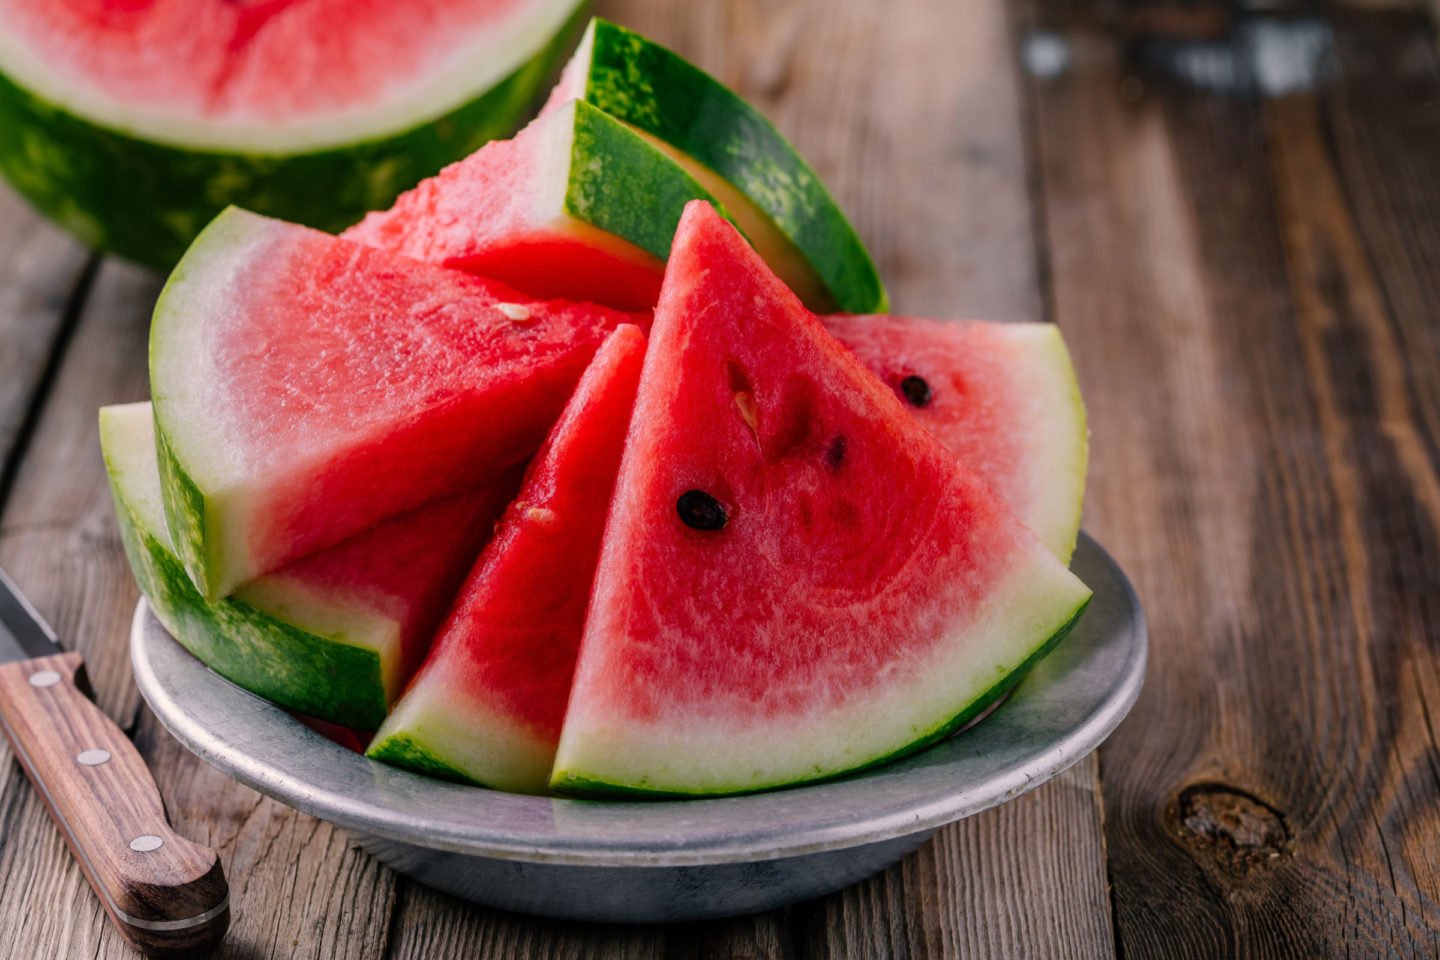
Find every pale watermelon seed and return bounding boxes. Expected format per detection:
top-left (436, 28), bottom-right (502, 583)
top-left (497, 303), bottom-right (534, 324)
top-left (734, 391), bottom-right (759, 437)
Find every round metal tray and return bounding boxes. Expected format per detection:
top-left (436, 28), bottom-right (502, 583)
top-left (131, 533), bottom-right (1146, 923)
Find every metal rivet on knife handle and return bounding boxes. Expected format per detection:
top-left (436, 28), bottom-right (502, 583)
top-left (76, 749), bottom-right (111, 766)
top-left (28, 671), bottom-right (60, 688)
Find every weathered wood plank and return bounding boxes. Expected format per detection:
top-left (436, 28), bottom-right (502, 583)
top-left (786, 763), bottom-right (1114, 960)
top-left (0, 260), bottom-right (164, 960)
top-left (382, 2), bottom-right (1115, 958)
top-left (1024, 5), bottom-right (1440, 956)
top-left (0, 260), bottom-right (154, 722)
top-left (0, 187), bottom-right (94, 497)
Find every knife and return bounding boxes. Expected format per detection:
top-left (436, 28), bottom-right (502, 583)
top-left (0, 567), bottom-right (229, 957)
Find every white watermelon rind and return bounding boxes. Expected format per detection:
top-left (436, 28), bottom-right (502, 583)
top-left (549, 559), bottom-right (1093, 799)
top-left (0, 0), bottom-right (588, 268)
top-left (102, 403), bottom-right (397, 731)
top-left (1001, 323), bottom-right (1088, 564)
top-left (151, 207), bottom-right (286, 600)
top-left (367, 695), bottom-right (555, 792)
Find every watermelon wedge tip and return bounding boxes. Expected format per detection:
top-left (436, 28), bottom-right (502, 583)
top-left (368, 324), bottom-right (646, 792)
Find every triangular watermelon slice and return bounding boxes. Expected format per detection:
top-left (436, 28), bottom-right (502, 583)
top-left (151, 206), bottom-right (637, 599)
top-left (550, 203), bottom-right (1093, 797)
top-left (367, 325), bottom-right (646, 792)
top-left (821, 315), bottom-right (1087, 562)
top-left (102, 403), bottom-right (518, 730)
top-left (343, 99), bottom-right (726, 310)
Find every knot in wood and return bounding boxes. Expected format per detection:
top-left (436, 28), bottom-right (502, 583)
top-left (1171, 783), bottom-right (1290, 878)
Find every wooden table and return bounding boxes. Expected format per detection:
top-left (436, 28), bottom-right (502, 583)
top-left (2, 1), bottom-right (1438, 956)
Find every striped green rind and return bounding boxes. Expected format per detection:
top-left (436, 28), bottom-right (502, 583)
top-left (573, 18), bottom-right (886, 313)
top-left (0, 3), bottom-right (587, 270)
top-left (152, 417), bottom-right (212, 599)
top-left (365, 732), bottom-right (478, 785)
top-left (564, 99), bottom-right (728, 261)
top-left (550, 598), bottom-right (1090, 799)
top-left (102, 404), bottom-right (390, 729)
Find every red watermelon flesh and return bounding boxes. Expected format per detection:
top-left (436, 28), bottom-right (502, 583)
top-left (0, 0), bottom-right (551, 128)
top-left (245, 471), bottom-right (522, 690)
top-left (343, 102), bottom-right (673, 310)
top-left (151, 207), bottom-right (636, 599)
top-left (550, 202), bottom-right (1092, 797)
top-left (367, 325), bottom-right (646, 791)
top-left (821, 315), bottom-right (1087, 562)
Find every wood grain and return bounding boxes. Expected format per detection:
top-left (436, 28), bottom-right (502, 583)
top-left (0, 189), bottom-right (93, 501)
top-left (1022, 2), bottom-right (1440, 956)
top-left (0, 651), bottom-right (228, 956)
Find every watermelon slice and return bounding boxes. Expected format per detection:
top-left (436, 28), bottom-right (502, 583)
top-left (0, 0), bottom-right (588, 268)
top-left (821, 315), bottom-right (1087, 562)
top-left (344, 98), bottom-right (727, 310)
top-left (151, 207), bottom-right (634, 599)
top-left (550, 202), bottom-right (1093, 797)
top-left (368, 325), bottom-right (646, 791)
top-left (102, 402), bottom-right (518, 730)
top-left (543, 18), bottom-right (886, 314)
top-left (544, 17), bottom-right (881, 312)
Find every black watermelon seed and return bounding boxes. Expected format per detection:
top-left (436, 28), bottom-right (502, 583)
top-left (825, 434), bottom-right (847, 469)
top-left (900, 375), bottom-right (932, 408)
top-left (677, 490), bottom-right (728, 531)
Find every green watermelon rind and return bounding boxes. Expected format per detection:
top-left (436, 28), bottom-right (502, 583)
top-left (152, 418), bottom-right (211, 600)
top-left (572, 18), bottom-right (887, 314)
top-left (0, 1), bottom-right (589, 269)
top-left (365, 732), bottom-right (479, 785)
top-left (549, 597), bottom-right (1091, 799)
top-left (564, 99), bottom-right (733, 262)
top-left (102, 407), bottom-right (391, 730)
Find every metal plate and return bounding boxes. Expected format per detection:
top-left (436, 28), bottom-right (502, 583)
top-left (131, 534), bottom-right (1145, 871)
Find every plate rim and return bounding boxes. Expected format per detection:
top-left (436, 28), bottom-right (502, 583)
top-left (131, 532), bottom-right (1147, 868)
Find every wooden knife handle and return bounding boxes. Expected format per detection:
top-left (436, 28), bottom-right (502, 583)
top-left (0, 652), bottom-right (229, 957)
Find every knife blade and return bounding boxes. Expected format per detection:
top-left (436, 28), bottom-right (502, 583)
top-left (0, 567), bottom-right (60, 660)
top-left (0, 567), bottom-right (229, 957)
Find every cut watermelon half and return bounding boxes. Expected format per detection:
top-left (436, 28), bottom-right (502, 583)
top-left (822, 315), bottom-right (1087, 562)
top-left (102, 403), bottom-right (518, 730)
top-left (344, 98), bottom-right (727, 310)
top-left (0, 0), bottom-right (588, 267)
top-left (151, 207), bottom-right (634, 599)
top-left (550, 203), bottom-right (1092, 797)
top-left (368, 325), bottom-right (645, 791)
top-left (542, 18), bottom-right (886, 314)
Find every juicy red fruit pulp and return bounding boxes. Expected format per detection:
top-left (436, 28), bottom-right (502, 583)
top-left (3, 0), bottom-right (525, 119)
